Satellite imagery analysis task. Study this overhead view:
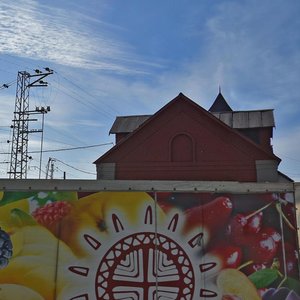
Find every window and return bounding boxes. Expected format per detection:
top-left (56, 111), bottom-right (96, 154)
top-left (170, 133), bottom-right (194, 162)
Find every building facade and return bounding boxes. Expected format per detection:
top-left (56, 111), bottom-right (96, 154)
top-left (94, 93), bottom-right (290, 182)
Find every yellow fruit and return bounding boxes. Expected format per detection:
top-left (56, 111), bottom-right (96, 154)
top-left (102, 192), bottom-right (160, 224)
top-left (0, 283), bottom-right (44, 300)
top-left (217, 268), bottom-right (260, 300)
top-left (10, 230), bottom-right (24, 257)
top-left (59, 192), bottom-right (165, 256)
top-left (0, 199), bottom-right (29, 226)
top-left (0, 225), bottom-right (75, 300)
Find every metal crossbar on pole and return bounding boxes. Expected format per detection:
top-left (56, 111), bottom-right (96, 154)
top-left (8, 71), bottom-right (30, 179)
top-left (8, 69), bottom-right (53, 179)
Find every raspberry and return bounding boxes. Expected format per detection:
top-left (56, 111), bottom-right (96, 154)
top-left (32, 201), bottom-right (72, 228)
top-left (0, 228), bottom-right (13, 269)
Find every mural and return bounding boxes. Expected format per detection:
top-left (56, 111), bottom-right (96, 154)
top-left (0, 190), bottom-right (299, 299)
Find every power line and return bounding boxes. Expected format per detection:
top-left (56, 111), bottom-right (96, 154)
top-left (50, 83), bottom-right (115, 120)
top-left (0, 79), bottom-right (16, 90)
top-left (53, 158), bottom-right (96, 175)
top-left (30, 142), bottom-right (114, 154)
top-left (54, 71), bottom-right (120, 116)
top-left (0, 142), bottom-right (113, 155)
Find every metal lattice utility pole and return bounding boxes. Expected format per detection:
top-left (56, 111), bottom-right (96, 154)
top-left (8, 69), bottom-right (53, 179)
top-left (45, 157), bottom-right (56, 179)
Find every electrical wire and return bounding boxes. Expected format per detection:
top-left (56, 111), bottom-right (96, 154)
top-left (0, 79), bottom-right (16, 90)
top-left (50, 83), bottom-right (115, 120)
top-left (0, 142), bottom-right (113, 155)
top-left (54, 71), bottom-right (120, 116)
top-left (53, 158), bottom-right (96, 175)
top-left (0, 60), bottom-right (117, 154)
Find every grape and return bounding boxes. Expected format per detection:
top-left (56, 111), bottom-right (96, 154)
top-left (0, 228), bottom-right (13, 269)
top-left (262, 287), bottom-right (300, 300)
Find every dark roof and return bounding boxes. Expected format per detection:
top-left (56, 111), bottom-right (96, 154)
top-left (109, 110), bottom-right (275, 134)
top-left (277, 171), bottom-right (294, 182)
top-left (211, 109), bottom-right (275, 128)
top-left (95, 92), bottom-right (280, 164)
top-left (209, 92), bottom-right (233, 112)
top-left (109, 115), bottom-right (151, 134)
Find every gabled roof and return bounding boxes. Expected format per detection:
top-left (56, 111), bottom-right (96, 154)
top-left (109, 115), bottom-right (151, 134)
top-left (109, 109), bottom-right (275, 133)
top-left (209, 92), bottom-right (233, 112)
top-left (211, 110), bottom-right (274, 128)
top-left (95, 93), bottom-right (280, 164)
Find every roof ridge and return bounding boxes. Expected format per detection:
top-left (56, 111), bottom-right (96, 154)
top-left (95, 93), bottom-right (279, 164)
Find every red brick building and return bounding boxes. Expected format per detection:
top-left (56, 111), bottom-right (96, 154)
top-left (94, 92), bottom-right (290, 182)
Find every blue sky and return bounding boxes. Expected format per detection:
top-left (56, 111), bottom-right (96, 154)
top-left (0, 0), bottom-right (300, 180)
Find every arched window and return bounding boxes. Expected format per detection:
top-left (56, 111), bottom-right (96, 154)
top-left (170, 133), bottom-right (194, 162)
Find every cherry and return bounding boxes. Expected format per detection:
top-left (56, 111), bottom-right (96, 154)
top-left (227, 202), bottom-right (273, 246)
top-left (154, 192), bottom-right (172, 202)
top-left (281, 202), bottom-right (297, 229)
top-left (245, 231), bottom-right (278, 264)
top-left (285, 253), bottom-right (299, 277)
top-left (183, 196), bottom-right (233, 236)
top-left (209, 244), bottom-right (243, 269)
top-left (242, 262), bottom-right (267, 276)
top-left (158, 201), bottom-right (173, 214)
top-left (244, 211), bottom-right (263, 234)
top-left (260, 227), bottom-right (281, 244)
top-left (278, 242), bottom-right (299, 277)
top-left (226, 214), bottom-right (248, 246)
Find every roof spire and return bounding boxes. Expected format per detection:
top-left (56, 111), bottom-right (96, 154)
top-left (208, 90), bottom-right (233, 112)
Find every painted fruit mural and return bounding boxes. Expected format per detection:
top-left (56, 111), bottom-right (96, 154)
top-left (0, 190), bottom-right (299, 299)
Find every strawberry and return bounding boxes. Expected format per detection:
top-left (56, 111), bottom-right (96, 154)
top-left (32, 201), bottom-right (72, 233)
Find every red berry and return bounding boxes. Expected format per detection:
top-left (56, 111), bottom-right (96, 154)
top-left (261, 227), bottom-right (281, 244)
top-left (246, 232), bottom-right (278, 264)
top-left (244, 211), bottom-right (263, 234)
top-left (281, 202), bottom-right (297, 229)
top-left (243, 262), bottom-right (267, 276)
top-left (278, 242), bottom-right (299, 277)
top-left (158, 201), bottom-right (173, 214)
top-left (210, 244), bottom-right (242, 269)
top-left (183, 196), bottom-right (232, 235)
top-left (32, 201), bottom-right (72, 228)
top-left (226, 214), bottom-right (248, 246)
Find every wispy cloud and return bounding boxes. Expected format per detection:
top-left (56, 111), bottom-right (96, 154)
top-left (202, 1), bottom-right (300, 108)
top-left (0, 0), bottom-right (159, 73)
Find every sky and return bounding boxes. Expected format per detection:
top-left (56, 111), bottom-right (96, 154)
top-left (0, 0), bottom-right (300, 180)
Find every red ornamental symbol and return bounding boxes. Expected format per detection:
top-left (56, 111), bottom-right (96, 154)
top-left (95, 232), bottom-right (195, 300)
